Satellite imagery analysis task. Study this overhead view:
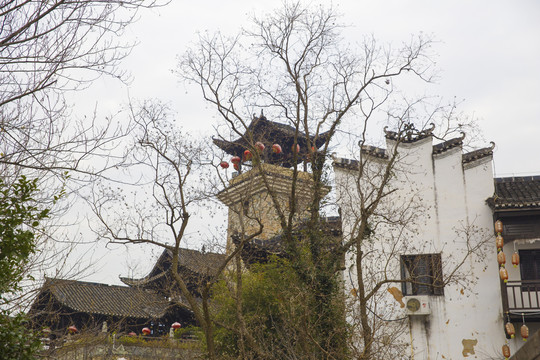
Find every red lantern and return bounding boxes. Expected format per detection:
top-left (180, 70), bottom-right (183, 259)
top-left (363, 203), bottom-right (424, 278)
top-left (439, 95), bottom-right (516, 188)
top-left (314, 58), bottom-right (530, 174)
top-left (495, 220), bottom-right (503, 234)
top-left (291, 144), bottom-right (300, 153)
top-left (171, 322), bottom-right (181, 330)
top-left (512, 252), bottom-right (520, 267)
top-left (521, 324), bottom-right (529, 341)
top-left (255, 142), bottom-right (265, 152)
top-left (233, 163), bottom-right (240, 171)
top-left (220, 161), bottom-right (229, 169)
top-left (231, 156), bottom-right (241, 165)
top-left (505, 322), bottom-right (515, 338)
top-left (500, 267), bottom-right (509, 283)
top-left (128, 332), bottom-right (137, 337)
top-left (68, 325), bottom-right (77, 333)
top-left (142, 327), bottom-right (151, 335)
top-left (272, 144), bottom-right (282, 154)
top-left (497, 251), bottom-right (506, 267)
top-left (502, 344), bottom-right (510, 359)
top-left (243, 149), bottom-right (252, 161)
top-left (496, 234), bottom-right (504, 250)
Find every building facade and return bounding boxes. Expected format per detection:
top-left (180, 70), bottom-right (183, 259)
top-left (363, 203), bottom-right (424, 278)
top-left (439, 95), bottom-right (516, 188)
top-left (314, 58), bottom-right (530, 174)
top-left (334, 126), bottom-right (509, 359)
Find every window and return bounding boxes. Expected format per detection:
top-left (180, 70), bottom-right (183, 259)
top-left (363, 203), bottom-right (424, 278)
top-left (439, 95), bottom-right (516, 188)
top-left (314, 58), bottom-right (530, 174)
top-left (519, 250), bottom-right (540, 292)
top-left (401, 254), bottom-right (444, 296)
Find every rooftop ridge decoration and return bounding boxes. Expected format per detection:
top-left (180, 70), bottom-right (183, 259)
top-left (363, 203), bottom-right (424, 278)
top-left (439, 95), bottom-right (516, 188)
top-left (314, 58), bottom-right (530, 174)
top-left (462, 142), bottom-right (495, 164)
top-left (333, 134), bottom-right (494, 170)
top-left (213, 112), bottom-right (330, 168)
top-left (432, 133), bottom-right (466, 154)
top-left (384, 122), bottom-right (435, 143)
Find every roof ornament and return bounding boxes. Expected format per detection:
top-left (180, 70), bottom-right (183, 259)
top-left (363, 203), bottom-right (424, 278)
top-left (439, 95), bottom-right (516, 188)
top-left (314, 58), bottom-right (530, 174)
top-left (384, 122), bottom-right (436, 143)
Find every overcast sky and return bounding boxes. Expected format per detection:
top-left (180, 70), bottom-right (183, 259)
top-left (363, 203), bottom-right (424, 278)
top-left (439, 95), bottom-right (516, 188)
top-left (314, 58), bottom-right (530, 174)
top-left (73, 0), bottom-right (540, 284)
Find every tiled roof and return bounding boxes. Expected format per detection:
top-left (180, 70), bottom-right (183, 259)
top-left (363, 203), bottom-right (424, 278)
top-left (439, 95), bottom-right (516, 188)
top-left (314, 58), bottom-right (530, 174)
top-left (176, 248), bottom-right (225, 276)
top-left (212, 114), bottom-right (331, 167)
top-left (43, 278), bottom-right (171, 319)
top-left (462, 142), bottom-right (495, 164)
top-left (432, 136), bottom-right (464, 154)
top-left (120, 248), bottom-right (225, 287)
top-left (487, 176), bottom-right (540, 210)
top-left (334, 140), bottom-right (494, 169)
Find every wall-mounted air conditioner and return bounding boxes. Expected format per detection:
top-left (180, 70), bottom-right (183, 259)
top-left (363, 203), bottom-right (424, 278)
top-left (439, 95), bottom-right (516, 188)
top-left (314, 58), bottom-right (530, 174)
top-left (404, 296), bottom-right (431, 316)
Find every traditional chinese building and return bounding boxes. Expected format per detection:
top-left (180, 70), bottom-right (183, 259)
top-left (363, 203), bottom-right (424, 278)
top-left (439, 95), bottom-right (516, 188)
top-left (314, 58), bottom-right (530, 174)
top-left (29, 247), bottom-right (224, 341)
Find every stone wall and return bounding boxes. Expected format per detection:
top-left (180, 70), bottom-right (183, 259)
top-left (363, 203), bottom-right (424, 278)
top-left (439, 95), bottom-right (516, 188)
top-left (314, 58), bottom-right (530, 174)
top-left (46, 338), bottom-right (201, 360)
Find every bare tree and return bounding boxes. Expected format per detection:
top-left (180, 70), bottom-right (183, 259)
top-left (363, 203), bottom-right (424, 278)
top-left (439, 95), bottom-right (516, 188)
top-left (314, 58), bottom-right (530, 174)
top-left (0, 0), bottom-right (166, 328)
top-left (179, 2), bottom-right (491, 359)
top-left (89, 100), bottom-right (266, 359)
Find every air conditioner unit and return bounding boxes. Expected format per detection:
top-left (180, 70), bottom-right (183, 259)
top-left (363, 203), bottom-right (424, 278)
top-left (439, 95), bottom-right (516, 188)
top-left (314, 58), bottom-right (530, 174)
top-left (404, 296), bottom-right (431, 316)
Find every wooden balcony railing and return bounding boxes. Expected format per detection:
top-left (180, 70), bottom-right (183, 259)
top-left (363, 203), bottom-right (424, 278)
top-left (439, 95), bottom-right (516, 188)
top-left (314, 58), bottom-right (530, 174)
top-left (504, 280), bottom-right (540, 314)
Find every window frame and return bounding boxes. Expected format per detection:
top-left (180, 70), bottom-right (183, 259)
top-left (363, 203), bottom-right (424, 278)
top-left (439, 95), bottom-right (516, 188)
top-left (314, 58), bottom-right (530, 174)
top-left (401, 253), bottom-right (444, 296)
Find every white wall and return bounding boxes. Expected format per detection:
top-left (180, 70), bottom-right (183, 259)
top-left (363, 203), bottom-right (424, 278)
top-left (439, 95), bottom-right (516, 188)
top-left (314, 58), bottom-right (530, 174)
top-left (335, 135), bottom-right (506, 359)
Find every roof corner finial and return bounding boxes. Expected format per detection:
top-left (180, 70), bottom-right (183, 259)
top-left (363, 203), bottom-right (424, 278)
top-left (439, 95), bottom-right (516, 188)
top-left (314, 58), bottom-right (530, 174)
top-left (260, 109), bottom-right (265, 120)
top-left (424, 122), bottom-right (436, 134)
top-left (383, 125), bottom-right (390, 135)
top-left (460, 132), bottom-right (466, 140)
top-left (489, 141), bottom-right (496, 150)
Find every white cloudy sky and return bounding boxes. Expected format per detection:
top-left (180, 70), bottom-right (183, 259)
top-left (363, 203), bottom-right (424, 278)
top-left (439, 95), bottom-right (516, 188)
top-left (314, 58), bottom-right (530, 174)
top-left (72, 0), bottom-right (540, 284)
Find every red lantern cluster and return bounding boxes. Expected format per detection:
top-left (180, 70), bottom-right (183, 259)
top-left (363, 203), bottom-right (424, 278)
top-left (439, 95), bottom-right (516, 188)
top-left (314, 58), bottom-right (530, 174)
top-left (142, 327), bottom-right (151, 336)
top-left (218, 140), bottom-right (317, 171)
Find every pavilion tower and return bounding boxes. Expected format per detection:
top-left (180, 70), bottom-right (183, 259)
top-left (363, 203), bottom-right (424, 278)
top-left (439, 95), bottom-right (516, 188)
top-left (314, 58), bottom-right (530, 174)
top-left (214, 114), bottom-right (330, 253)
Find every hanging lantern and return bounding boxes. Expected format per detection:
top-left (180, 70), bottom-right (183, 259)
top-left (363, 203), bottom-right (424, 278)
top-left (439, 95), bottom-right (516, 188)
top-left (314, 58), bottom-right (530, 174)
top-left (68, 325), bottom-right (78, 333)
top-left (231, 156), bottom-right (241, 165)
top-left (512, 252), bottom-right (520, 267)
top-left (142, 327), bottom-right (151, 336)
top-left (496, 234), bottom-right (504, 251)
top-left (255, 142), bottom-right (265, 152)
top-left (291, 144), bottom-right (300, 153)
top-left (272, 144), bottom-right (282, 154)
top-left (502, 344), bottom-right (510, 359)
top-left (521, 324), bottom-right (529, 341)
top-left (171, 322), bottom-right (181, 330)
top-left (505, 322), bottom-right (515, 338)
top-left (128, 332), bottom-right (137, 337)
top-left (495, 220), bottom-right (504, 234)
top-left (497, 251), bottom-right (506, 267)
top-left (500, 267), bottom-right (509, 283)
top-left (233, 163), bottom-right (240, 171)
top-left (219, 161), bottom-right (229, 169)
top-left (243, 149), bottom-right (252, 161)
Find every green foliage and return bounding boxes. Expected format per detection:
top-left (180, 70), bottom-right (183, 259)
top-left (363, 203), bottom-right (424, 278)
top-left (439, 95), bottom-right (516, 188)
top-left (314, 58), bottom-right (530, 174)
top-left (0, 176), bottom-right (49, 295)
top-left (0, 176), bottom-right (50, 359)
top-left (213, 257), bottom-right (349, 359)
top-left (0, 312), bottom-right (42, 360)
